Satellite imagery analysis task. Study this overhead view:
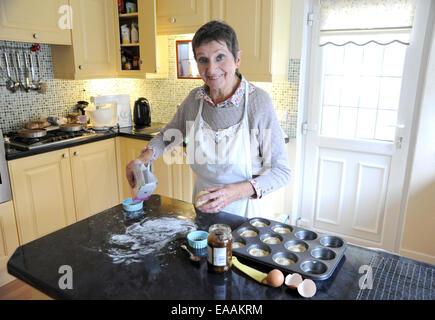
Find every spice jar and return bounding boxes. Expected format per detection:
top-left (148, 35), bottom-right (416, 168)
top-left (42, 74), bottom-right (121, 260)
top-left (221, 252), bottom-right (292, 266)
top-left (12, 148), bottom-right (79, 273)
top-left (132, 56), bottom-right (139, 69)
top-left (207, 224), bottom-right (232, 273)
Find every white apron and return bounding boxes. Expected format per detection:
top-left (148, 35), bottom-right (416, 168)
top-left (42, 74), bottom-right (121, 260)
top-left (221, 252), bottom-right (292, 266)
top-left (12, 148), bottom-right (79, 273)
top-left (187, 82), bottom-right (260, 218)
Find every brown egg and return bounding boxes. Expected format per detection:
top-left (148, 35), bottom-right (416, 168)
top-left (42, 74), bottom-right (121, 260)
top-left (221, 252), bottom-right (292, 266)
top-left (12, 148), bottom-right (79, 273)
top-left (265, 269), bottom-right (284, 287)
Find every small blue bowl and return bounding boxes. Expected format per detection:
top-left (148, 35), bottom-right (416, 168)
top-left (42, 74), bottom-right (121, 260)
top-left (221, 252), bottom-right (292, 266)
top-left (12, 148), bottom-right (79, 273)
top-left (187, 231), bottom-right (208, 249)
top-left (122, 198), bottom-right (144, 212)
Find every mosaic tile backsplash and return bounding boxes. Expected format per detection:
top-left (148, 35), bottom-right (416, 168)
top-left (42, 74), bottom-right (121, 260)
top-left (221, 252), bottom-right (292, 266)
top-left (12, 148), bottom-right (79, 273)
top-left (0, 36), bottom-right (299, 138)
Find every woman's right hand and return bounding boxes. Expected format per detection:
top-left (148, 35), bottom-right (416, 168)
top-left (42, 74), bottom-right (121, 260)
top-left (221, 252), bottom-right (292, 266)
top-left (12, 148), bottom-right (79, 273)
top-left (126, 149), bottom-right (154, 188)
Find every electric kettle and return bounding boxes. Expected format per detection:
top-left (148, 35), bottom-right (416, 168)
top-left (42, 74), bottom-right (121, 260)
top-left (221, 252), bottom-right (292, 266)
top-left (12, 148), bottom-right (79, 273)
top-left (133, 97), bottom-right (151, 127)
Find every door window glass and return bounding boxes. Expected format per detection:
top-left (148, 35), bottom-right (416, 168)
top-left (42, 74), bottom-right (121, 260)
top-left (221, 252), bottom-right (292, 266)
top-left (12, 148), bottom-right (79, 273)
top-left (318, 0), bottom-right (416, 142)
top-left (320, 40), bottom-right (407, 141)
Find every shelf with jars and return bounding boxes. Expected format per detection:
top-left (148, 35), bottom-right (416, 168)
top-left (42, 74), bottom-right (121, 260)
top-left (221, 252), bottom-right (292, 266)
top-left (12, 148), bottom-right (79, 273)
top-left (114, 0), bottom-right (165, 77)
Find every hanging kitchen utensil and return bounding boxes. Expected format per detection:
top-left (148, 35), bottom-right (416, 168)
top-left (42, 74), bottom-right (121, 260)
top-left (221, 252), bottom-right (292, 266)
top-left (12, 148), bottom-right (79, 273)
top-left (35, 53), bottom-right (43, 90)
top-left (4, 52), bottom-right (18, 93)
top-left (18, 129), bottom-right (47, 139)
top-left (59, 123), bottom-right (83, 132)
top-left (11, 52), bottom-right (21, 91)
top-left (21, 52), bottom-right (31, 92)
top-left (15, 51), bottom-right (27, 92)
top-left (29, 53), bottom-right (36, 88)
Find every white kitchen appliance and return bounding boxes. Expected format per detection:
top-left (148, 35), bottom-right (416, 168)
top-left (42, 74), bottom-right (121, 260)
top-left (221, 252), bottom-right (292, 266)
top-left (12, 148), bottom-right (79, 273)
top-left (91, 94), bottom-right (132, 128)
top-left (86, 104), bottom-right (117, 128)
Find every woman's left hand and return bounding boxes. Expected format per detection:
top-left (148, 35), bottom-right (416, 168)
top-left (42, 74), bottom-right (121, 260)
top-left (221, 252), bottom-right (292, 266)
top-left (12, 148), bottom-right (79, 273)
top-left (197, 182), bottom-right (255, 213)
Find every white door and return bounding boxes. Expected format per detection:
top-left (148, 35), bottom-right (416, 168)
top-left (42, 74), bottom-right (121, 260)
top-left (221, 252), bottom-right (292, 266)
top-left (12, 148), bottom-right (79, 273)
top-left (299, 0), bottom-right (432, 252)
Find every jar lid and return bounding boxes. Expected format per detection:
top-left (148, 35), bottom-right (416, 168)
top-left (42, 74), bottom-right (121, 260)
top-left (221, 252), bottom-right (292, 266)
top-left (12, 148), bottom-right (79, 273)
top-left (208, 224), bottom-right (232, 235)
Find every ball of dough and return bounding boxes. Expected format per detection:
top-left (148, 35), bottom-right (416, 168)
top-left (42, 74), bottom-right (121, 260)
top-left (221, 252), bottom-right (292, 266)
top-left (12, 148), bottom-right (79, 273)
top-left (195, 190), bottom-right (212, 207)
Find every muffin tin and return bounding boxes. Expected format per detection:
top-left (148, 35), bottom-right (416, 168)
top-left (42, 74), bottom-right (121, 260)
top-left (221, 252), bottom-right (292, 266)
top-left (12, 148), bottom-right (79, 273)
top-left (231, 217), bottom-right (347, 280)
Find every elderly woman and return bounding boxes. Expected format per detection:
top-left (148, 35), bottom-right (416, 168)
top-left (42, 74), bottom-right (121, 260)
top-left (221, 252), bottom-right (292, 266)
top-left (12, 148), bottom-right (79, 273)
top-left (126, 20), bottom-right (291, 218)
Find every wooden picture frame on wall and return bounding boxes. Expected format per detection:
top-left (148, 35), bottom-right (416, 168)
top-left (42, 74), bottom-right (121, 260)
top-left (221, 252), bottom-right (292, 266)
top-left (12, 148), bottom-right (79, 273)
top-left (176, 40), bottom-right (201, 79)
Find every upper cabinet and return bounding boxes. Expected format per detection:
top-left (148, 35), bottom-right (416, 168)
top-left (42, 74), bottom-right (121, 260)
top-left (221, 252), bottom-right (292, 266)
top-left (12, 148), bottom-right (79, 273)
top-left (51, 0), bottom-right (118, 79)
top-left (156, 0), bottom-right (210, 35)
top-left (113, 0), bottom-right (166, 78)
top-left (0, 0), bottom-right (72, 45)
top-left (155, 0), bottom-right (292, 82)
top-left (211, 0), bottom-right (291, 82)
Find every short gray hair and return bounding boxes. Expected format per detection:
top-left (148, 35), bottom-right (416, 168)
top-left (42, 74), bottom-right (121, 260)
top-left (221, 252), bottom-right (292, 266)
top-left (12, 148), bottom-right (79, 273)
top-left (192, 20), bottom-right (240, 62)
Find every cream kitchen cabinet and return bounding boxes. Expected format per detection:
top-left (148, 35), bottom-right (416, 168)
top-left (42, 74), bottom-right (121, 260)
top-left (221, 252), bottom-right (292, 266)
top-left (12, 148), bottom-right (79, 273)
top-left (156, 0), bottom-right (211, 35)
top-left (145, 34), bottom-right (169, 79)
top-left (0, 201), bottom-right (20, 287)
top-left (117, 137), bottom-right (195, 203)
top-left (69, 139), bottom-right (119, 221)
top-left (211, 0), bottom-right (291, 82)
top-left (167, 147), bottom-right (195, 204)
top-left (0, 0), bottom-right (71, 45)
top-left (8, 148), bottom-right (77, 245)
top-left (51, 0), bottom-right (118, 79)
top-left (113, 0), bottom-right (167, 78)
top-left (8, 139), bottom-right (119, 244)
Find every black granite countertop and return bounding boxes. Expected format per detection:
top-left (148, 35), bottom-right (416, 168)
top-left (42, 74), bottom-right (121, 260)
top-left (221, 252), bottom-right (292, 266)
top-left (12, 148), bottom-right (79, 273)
top-left (7, 195), bottom-right (434, 300)
top-left (5, 130), bottom-right (118, 160)
top-left (5, 123), bottom-right (167, 161)
top-left (117, 122), bottom-right (168, 140)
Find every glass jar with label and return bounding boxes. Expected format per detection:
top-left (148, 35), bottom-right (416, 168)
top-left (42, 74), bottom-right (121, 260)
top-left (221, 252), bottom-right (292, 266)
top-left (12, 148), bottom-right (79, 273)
top-left (207, 224), bottom-right (232, 273)
top-left (132, 56), bottom-right (139, 69)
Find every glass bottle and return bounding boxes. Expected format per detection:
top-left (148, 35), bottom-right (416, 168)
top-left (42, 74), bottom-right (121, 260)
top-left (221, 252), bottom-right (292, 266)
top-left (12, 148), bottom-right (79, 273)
top-left (207, 224), bottom-right (232, 273)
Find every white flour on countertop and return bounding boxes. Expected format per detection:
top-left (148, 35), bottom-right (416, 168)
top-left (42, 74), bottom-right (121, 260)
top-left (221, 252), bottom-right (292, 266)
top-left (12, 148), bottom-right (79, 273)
top-left (107, 216), bottom-right (197, 264)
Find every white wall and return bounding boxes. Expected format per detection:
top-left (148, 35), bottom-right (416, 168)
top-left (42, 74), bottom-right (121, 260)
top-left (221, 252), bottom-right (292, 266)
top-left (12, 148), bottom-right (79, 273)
top-left (399, 7), bottom-right (435, 264)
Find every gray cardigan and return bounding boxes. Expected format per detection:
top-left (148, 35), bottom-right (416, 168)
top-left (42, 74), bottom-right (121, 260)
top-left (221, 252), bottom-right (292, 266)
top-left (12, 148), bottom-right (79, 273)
top-left (147, 82), bottom-right (291, 199)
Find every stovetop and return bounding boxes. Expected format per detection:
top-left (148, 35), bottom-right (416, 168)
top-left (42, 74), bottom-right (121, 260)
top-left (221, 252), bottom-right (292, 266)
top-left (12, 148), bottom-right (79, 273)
top-left (7, 129), bottom-right (100, 151)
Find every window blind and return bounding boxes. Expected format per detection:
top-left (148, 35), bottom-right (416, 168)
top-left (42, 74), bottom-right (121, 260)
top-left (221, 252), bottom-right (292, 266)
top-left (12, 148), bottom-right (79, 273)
top-left (319, 0), bottom-right (417, 46)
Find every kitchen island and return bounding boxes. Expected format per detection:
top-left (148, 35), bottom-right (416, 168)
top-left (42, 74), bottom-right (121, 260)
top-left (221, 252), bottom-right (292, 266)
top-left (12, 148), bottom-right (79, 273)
top-left (7, 195), bottom-right (434, 300)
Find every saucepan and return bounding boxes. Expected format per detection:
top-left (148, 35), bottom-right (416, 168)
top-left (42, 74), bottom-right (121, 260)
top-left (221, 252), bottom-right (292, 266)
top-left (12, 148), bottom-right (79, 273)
top-left (59, 123), bottom-right (83, 132)
top-left (18, 129), bottom-right (47, 138)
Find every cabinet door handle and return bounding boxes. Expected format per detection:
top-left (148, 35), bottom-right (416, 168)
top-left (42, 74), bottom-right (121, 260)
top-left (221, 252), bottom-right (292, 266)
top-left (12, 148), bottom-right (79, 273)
top-left (79, 65), bottom-right (84, 70)
top-left (63, 153), bottom-right (69, 159)
top-left (170, 17), bottom-right (176, 23)
top-left (74, 151), bottom-right (80, 156)
top-left (33, 33), bottom-right (40, 39)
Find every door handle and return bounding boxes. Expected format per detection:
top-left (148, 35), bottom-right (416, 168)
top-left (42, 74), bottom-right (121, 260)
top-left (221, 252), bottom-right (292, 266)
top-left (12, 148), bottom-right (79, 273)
top-left (396, 136), bottom-right (403, 149)
top-left (301, 122), bottom-right (317, 135)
